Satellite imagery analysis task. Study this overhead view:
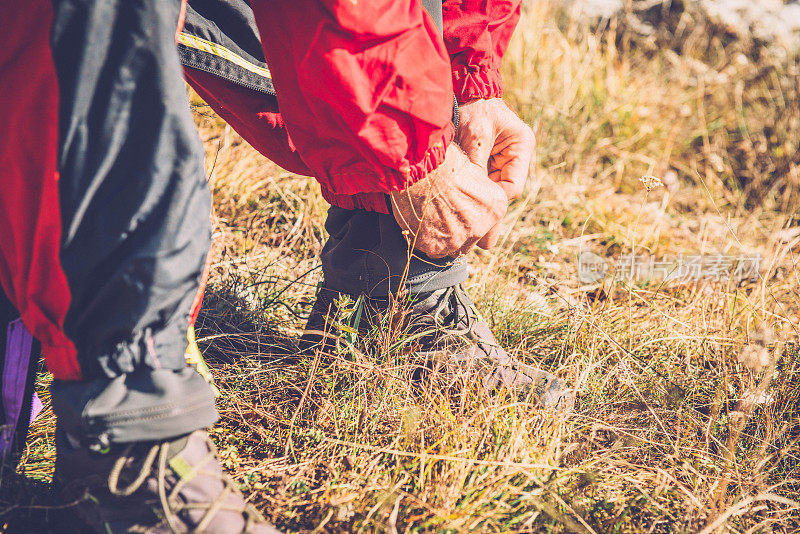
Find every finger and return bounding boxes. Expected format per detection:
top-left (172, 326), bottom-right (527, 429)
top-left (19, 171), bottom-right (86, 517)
top-left (457, 235), bottom-right (482, 256)
top-left (414, 235), bottom-right (450, 259)
top-left (498, 175), bottom-right (524, 200)
top-left (488, 166), bottom-right (520, 200)
top-left (415, 223), bottom-right (464, 259)
top-left (424, 248), bottom-right (450, 260)
top-left (476, 221), bottom-right (503, 250)
top-left (492, 126), bottom-right (534, 200)
top-left (484, 152), bottom-right (528, 200)
top-left (500, 154), bottom-right (531, 199)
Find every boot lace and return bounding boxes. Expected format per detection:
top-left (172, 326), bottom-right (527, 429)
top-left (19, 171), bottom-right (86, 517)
top-left (107, 434), bottom-right (262, 533)
top-left (429, 285), bottom-right (479, 340)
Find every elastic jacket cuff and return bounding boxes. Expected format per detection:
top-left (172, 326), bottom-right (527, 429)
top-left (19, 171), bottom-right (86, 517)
top-left (319, 189), bottom-right (393, 215)
top-left (318, 122), bottom-right (454, 211)
top-left (452, 64), bottom-right (504, 103)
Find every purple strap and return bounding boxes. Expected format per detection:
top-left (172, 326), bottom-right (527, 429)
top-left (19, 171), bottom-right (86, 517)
top-left (1, 319), bottom-right (35, 457)
top-left (31, 392), bottom-right (43, 423)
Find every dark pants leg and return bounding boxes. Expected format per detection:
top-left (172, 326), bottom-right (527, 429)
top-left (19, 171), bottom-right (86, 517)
top-left (320, 207), bottom-right (468, 297)
top-left (0, 0), bottom-right (217, 447)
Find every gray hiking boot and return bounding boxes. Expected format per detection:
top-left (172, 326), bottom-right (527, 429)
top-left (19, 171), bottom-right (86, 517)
top-left (55, 428), bottom-right (281, 533)
top-left (301, 283), bottom-right (574, 411)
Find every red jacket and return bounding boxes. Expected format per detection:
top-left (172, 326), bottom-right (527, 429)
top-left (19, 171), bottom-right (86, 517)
top-left (184, 0), bottom-right (522, 214)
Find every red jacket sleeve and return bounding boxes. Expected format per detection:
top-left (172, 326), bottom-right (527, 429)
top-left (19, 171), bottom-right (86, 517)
top-left (183, 68), bottom-right (313, 178)
top-left (248, 0), bottom-right (455, 199)
top-left (442, 0), bottom-right (522, 103)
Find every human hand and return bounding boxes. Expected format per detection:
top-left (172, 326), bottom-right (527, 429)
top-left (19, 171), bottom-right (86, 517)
top-left (457, 98), bottom-right (535, 199)
top-left (457, 98), bottom-right (535, 248)
top-left (390, 143), bottom-right (507, 259)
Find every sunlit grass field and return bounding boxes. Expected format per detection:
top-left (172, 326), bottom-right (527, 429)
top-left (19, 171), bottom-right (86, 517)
top-left (3, 2), bottom-right (799, 532)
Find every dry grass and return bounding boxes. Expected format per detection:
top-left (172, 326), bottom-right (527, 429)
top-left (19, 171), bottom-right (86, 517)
top-left (3, 1), bottom-right (800, 532)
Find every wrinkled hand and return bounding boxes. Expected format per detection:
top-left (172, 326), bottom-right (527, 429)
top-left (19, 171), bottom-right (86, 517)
top-left (457, 98), bottom-right (535, 198)
top-left (457, 98), bottom-right (535, 247)
top-left (390, 143), bottom-right (507, 259)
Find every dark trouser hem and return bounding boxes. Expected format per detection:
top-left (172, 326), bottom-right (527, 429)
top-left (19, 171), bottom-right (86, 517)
top-left (51, 368), bottom-right (218, 446)
top-left (404, 258), bottom-right (469, 296)
top-left (320, 207), bottom-right (469, 297)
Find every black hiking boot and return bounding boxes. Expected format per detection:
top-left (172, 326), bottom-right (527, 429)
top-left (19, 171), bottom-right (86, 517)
top-left (301, 283), bottom-right (574, 411)
top-left (55, 428), bottom-right (281, 533)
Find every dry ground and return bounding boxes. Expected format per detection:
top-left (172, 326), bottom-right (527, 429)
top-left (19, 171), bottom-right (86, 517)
top-left (3, 2), bottom-right (800, 532)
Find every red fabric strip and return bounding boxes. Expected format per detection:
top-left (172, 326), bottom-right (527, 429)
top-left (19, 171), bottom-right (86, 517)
top-left (0, 1), bottom-right (81, 380)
